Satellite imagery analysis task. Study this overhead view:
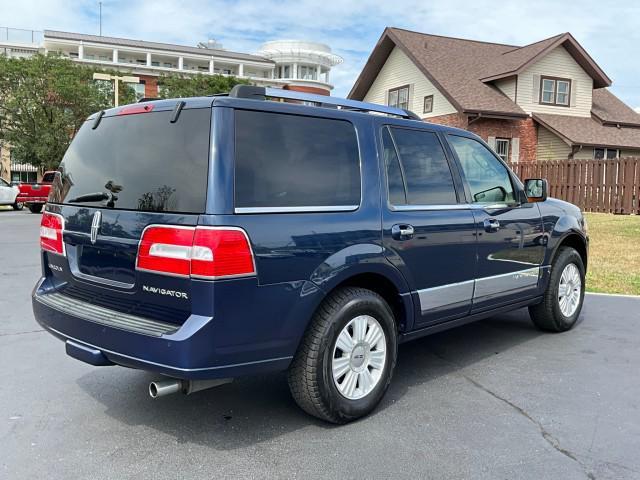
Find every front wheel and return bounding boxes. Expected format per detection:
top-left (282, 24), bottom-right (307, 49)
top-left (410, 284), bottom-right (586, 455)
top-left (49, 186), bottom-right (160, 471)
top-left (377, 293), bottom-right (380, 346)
top-left (288, 287), bottom-right (398, 423)
top-left (12, 201), bottom-right (23, 211)
top-left (529, 247), bottom-right (585, 332)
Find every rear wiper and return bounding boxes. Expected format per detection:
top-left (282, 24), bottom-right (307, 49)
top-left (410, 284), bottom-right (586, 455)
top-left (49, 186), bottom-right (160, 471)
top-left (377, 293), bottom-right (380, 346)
top-left (68, 191), bottom-right (116, 207)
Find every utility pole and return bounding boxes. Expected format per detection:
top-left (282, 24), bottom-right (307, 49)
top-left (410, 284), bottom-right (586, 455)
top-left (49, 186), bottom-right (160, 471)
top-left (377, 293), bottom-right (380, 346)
top-left (93, 73), bottom-right (139, 107)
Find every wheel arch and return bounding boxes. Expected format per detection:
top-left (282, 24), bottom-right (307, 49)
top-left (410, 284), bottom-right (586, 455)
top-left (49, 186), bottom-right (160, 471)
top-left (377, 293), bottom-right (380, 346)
top-left (312, 263), bottom-right (414, 333)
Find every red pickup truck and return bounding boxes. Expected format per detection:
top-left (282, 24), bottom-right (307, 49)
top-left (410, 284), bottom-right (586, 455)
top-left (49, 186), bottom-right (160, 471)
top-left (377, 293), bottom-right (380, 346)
top-left (16, 171), bottom-right (56, 213)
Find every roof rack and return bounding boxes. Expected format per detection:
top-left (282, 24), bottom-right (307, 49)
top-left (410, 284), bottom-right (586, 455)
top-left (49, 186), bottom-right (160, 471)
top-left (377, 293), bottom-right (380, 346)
top-left (228, 85), bottom-right (421, 120)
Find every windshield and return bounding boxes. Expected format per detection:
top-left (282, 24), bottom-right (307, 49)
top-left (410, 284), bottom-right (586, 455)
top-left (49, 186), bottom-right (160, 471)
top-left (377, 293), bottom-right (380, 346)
top-left (52, 108), bottom-right (211, 213)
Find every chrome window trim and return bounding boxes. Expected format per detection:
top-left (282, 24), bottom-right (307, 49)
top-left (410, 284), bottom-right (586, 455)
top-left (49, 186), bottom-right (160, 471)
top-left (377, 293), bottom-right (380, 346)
top-left (234, 205), bottom-right (359, 214)
top-left (390, 204), bottom-right (471, 212)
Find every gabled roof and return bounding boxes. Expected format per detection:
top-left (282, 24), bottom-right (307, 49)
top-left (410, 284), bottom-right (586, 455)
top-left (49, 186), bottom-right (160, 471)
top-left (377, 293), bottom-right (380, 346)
top-left (44, 30), bottom-right (275, 64)
top-left (534, 113), bottom-right (640, 150)
top-left (480, 33), bottom-right (611, 88)
top-left (349, 28), bottom-right (612, 117)
top-left (592, 88), bottom-right (640, 127)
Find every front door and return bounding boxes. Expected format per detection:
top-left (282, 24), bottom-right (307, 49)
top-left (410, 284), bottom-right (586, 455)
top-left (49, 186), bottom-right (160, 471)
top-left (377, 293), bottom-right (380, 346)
top-left (446, 134), bottom-right (545, 311)
top-left (380, 125), bottom-right (477, 327)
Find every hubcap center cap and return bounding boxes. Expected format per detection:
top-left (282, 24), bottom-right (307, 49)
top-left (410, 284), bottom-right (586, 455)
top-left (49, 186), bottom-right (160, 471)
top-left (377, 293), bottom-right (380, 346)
top-left (350, 344), bottom-right (368, 371)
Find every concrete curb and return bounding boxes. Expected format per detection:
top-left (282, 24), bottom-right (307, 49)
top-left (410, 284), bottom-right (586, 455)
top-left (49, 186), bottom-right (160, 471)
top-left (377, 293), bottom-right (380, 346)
top-left (586, 291), bottom-right (640, 299)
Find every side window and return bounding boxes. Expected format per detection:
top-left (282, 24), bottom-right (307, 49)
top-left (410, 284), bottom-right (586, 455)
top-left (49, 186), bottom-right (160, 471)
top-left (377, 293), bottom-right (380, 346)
top-left (235, 111), bottom-right (361, 210)
top-left (387, 127), bottom-right (457, 205)
top-left (0, 179), bottom-right (9, 187)
top-left (381, 128), bottom-right (406, 205)
top-left (447, 135), bottom-right (515, 204)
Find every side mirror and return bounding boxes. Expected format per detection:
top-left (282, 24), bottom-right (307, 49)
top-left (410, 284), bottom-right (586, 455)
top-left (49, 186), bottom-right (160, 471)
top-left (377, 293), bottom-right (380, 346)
top-left (524, 178), bottom-right (548, 202)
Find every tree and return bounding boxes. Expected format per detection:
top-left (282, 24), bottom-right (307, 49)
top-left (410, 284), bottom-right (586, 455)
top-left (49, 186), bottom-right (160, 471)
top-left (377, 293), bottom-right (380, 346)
top-left (158, 73), bottom-right (249, 99)
top-left (0, 53), bottom-right (135, 172)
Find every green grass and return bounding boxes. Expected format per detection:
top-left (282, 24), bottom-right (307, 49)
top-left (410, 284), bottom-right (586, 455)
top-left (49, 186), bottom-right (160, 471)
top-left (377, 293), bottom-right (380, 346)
top-left (584, 213), bottom-right (640, 295)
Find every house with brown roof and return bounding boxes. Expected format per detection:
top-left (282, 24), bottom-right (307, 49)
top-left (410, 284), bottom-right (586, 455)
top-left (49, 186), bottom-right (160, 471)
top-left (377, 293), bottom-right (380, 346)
top-left (349, 28), bottom-right (640, 162)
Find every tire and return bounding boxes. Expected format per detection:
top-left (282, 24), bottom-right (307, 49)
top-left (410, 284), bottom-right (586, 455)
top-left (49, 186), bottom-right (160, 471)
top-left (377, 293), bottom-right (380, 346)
top-left (28, 204), bottom-right (43, 214)
top-left (529, 247), bottom-right (585, 332)
top-left (288, 287), bottom-right (398, 424)
top-left (12, 201), bottom-right (23, 211)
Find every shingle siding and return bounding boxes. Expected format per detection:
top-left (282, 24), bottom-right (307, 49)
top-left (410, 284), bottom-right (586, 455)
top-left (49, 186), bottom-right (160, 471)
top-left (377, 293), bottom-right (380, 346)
top-left (362, 46), bottom-right (457, 118)
top-left (537, 127), bottom-right (572, 161)
top-left (517, 46), bottom-right (594, 117)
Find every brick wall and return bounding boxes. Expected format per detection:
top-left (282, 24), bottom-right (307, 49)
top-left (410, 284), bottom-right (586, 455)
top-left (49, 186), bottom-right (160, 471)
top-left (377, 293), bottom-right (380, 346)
top-left (424, 112), bottom-right (468, 129)
top-left (139, 75), bottom-right (158, 98)
top-left (283, 84), bottom-right (330, 96)
top-left (426, 113), bottom-right (538, 162)
top-left (467, 117), bottom-right (537, 163)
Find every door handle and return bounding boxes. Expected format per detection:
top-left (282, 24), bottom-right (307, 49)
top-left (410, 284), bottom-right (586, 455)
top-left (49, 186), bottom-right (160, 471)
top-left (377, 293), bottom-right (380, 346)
top-left (392, 224), bottom-right (415, 240)
top-left (483, 218), bottom-right (500, 233)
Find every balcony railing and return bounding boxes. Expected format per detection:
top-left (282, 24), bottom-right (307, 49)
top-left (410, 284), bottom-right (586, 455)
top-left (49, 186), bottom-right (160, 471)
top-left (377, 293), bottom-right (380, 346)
top-left (0, 27), bottom-right (43, 45)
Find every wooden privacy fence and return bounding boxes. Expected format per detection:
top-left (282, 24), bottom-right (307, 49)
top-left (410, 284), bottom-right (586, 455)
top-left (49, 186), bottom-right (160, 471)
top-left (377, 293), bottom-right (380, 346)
top-left (509, 157), bottom-right (640, 214)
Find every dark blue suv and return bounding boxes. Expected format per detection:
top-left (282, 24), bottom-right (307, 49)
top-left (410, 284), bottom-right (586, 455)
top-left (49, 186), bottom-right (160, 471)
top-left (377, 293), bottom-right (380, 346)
top-left (33, 86), bottom-right (588, 423)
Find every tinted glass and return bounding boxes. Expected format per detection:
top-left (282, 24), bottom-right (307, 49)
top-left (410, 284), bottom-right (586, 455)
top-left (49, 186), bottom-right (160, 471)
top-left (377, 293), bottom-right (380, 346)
top-left (54, 109), bottom-right (211, 213)
top-left (382, 128), bottom-right (406, 205)
top-left (235, 110), bottom-right (360, 209)
top-left (0, 179), bottom-right (8, 187)
top-left (42, 172), bottom-right (56, 183)
top-left (448, 135), bottom-right (515, 204)
top-left (389, 128), bottom-right (457, 205)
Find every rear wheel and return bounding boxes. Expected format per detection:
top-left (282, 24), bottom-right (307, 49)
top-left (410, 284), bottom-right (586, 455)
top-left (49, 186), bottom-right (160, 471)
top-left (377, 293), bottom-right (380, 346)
top-left (28, 204), bottom-right (43, 214)
top-left (12, 201), bottom-right (23, 211)
top-left (288, 287), bottom-right (397, 423)
top-left (529, 247), bottom-right (585, 332)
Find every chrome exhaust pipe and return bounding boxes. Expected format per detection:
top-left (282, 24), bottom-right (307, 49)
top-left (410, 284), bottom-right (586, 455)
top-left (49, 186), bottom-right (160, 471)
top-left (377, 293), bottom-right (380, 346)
top-left (149, 378), bottom-right (232, 398)
top-left (149, 379), bottom-right (182, 398)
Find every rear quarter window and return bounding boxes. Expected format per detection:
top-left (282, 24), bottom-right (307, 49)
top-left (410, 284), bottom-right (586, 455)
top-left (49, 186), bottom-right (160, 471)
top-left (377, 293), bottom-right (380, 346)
top-left (234, 110), bottom-right (361, 211)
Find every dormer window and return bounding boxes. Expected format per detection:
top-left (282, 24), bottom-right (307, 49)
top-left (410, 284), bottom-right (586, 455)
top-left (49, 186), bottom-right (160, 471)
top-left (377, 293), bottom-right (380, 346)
top-left (540, 77), bottom-right (571, 106)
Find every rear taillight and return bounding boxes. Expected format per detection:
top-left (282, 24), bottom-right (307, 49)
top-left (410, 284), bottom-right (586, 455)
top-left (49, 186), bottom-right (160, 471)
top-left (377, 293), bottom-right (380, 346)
top-left (40, 212), bottom-right (65, 256)
top-left (136, 226), bottom-right (255, 280)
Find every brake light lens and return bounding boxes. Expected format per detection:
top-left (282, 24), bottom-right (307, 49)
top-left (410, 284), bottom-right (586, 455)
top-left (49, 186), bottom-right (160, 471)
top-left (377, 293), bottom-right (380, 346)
top-left (136, 226), bottom-right (255, 280)
top-left (117, 104), bottom-right (154, 116)
top-left (40, 212), bottom-right (65, 256)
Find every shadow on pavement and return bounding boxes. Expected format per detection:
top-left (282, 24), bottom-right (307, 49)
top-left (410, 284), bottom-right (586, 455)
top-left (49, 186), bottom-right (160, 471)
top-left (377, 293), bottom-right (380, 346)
top-left (76, 307), bottom-right (544, 449)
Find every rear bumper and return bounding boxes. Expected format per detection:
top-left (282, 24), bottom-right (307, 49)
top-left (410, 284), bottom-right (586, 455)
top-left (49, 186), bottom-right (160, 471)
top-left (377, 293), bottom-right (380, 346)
top-left (17, 196), bottom-right (47, 204)
top-left (32, 277), bottom-right (297, 380)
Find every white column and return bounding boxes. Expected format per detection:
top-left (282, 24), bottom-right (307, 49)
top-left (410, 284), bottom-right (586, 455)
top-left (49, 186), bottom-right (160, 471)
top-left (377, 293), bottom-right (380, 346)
top-left (78, 43), bottom-right (84, 60)
top-left (209, 59), bottom-right (214, 74)
top-left (292, 62), bottom-right (298, 79)
top-left (146, 52), bottom-right (152, 66)
top-left (178, 56), bottom-right (184, 70)
top-left (325, 69), bottom-right (330, 84)
top-left (112, 48), bottom-right (118, 63)
top-left (316, 65), bottom-right (321, 81)
top-left (238, 64), bottom-right (244, 77)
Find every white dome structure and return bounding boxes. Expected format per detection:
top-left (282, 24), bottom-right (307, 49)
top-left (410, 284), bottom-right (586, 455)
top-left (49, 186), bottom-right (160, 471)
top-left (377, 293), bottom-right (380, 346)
top-left (256, 40), bottom-right (343, 94)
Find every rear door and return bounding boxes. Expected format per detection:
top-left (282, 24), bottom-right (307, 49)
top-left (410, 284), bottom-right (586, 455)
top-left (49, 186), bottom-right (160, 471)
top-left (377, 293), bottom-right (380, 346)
top-left (446, 134), bottom-right (544, 311)
top-left (44, 103), bottom-right (212, 325)
top-left (380, 125), bottom-right (477, 327)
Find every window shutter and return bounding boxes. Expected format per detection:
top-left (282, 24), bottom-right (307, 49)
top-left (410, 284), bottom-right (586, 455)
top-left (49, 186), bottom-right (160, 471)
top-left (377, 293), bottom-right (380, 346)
top-left (570, 80), bottom-right (577, 107)
top-left (532, 75), bottom-right (540, 103)
top-left (487, 136), bottom-right (496, 150)
top-left (511, 137), bottom-right (520, 163)
top-left (408, 84), bottom-right (414, 111)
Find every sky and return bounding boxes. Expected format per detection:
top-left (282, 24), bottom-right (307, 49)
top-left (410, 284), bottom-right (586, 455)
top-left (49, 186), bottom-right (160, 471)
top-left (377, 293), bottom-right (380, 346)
top-left (2, 0), bottom-right (639, 109)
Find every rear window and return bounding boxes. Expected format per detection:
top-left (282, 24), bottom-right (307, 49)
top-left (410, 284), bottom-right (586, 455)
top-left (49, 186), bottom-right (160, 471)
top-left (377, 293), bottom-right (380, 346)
top-left (42, 172), bottom-right (56, 183)
top-left (54, 108), bottom-right (211, 213)
top-left (234, 110), bottom-right (361, 211)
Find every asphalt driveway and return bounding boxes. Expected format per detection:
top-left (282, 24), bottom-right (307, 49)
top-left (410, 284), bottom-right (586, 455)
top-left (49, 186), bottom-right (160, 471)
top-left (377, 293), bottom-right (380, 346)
top-left (1, 210), bottom-right (639, 479)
